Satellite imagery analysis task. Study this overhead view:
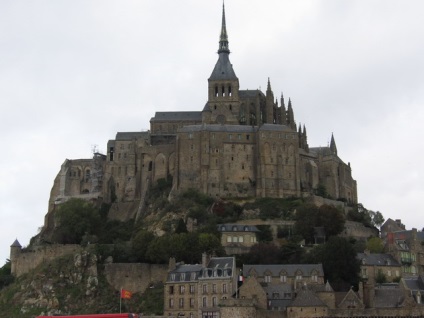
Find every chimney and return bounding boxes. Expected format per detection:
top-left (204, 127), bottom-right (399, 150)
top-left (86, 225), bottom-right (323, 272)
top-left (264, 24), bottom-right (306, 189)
top-left (202, 252), bottom-right (210, 268)
top-left (169, 257), bottom-right (176, 271)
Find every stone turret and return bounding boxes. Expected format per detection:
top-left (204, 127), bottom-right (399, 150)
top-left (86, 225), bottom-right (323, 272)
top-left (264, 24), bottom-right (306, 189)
top-left (10, 239), bottom-right (22, 276)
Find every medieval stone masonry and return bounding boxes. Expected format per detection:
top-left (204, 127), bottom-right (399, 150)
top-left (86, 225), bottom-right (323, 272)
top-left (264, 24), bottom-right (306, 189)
top-left (46, 4), bottom-right (357, 219)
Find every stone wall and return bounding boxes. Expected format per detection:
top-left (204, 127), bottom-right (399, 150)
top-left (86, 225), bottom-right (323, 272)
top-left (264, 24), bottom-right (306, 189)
top-left (104, 263), bottom-right (168, 293)
top-left (11, 244), bottom-right (82, 277)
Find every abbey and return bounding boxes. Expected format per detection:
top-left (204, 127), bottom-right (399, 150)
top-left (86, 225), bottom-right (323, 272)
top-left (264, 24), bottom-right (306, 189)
top-left (47, 5), bottom-right (357, 215)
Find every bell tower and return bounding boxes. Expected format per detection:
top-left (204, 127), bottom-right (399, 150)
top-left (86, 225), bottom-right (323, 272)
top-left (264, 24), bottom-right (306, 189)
top-left (205, 3), bottom-right (240, 125)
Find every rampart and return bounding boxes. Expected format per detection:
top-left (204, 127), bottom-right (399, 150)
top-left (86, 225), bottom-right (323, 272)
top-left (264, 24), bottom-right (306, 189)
top-left (11, 244), bottom-right (82, 277)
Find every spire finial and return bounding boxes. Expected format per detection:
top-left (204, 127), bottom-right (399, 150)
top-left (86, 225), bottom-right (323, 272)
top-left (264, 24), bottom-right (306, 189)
top-left (218, 1), bottom-right (230, 53)
top-left (330, 132), bottom-right (338, 155)
top-left (267, 77), bottom-right (271, 91)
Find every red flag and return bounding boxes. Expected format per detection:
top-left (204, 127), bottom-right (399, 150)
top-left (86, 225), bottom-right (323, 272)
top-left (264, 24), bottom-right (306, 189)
top-left (121, 289), bottom-right (132, 299)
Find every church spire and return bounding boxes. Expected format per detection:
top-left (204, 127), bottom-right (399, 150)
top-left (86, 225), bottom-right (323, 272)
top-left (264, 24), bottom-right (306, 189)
top-left (218, 2), bottom-right (230, 54)
top-left (330, 133), bottom-right (338, 155)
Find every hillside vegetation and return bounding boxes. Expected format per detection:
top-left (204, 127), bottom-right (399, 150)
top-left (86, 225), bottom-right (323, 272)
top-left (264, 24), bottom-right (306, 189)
top-left (0, 179), bottom-right (382, 315)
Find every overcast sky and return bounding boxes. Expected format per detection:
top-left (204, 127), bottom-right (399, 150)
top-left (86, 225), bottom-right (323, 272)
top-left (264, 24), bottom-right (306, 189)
top-left (1, 0), bottom-right (423, 265)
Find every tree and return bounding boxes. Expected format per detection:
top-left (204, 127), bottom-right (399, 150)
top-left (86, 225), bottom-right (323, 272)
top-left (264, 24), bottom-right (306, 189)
top-left (366, 237), bottom-right (384, 253)
top-left (280, 240), bottom-right (305, 264)
top-left (375, 269), bottom-right (387, 284)
top-left (256, 225), bottom-right (273, 242)
top-left (294, 204), bottom-right (319, 244)
top-left (198, 233), bottom-right (223, 256)
top-left (132, 230), bottom-right (155, 262)
top-left (371, 211), bottom-right (385, 227)
top-left (320, 237), bottom-right (361, 291)
top-left (245, 243), bottom-right (282, 264)
top-left (53, 198), bottom-right (101, 244)
top-left (146, 235), bottom-right (172, 264)
top-left (175, 218), bottom-right (188, 234)
top-left (317, 204), bottom-right (345, 237)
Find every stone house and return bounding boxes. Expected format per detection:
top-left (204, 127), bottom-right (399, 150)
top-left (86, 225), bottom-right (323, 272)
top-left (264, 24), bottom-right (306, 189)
top-left (217, 224), bottom-right (259, 255)
top-left (164, 254), bottom-right (236, 318)
top-left (357, 251), bottom-right (402, 285)
top-left (242, 264), bottom-right (325, 288)
top-left (385, 228), bottom-right (424, 276)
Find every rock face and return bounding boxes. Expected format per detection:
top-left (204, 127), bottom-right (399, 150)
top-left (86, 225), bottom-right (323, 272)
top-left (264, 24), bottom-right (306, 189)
top-left (17, 250), bottom-right (99, 316)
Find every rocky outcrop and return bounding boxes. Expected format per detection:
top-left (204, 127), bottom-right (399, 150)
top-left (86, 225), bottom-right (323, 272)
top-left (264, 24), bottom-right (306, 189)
top-left (17, 250), bottom-right (99, 316)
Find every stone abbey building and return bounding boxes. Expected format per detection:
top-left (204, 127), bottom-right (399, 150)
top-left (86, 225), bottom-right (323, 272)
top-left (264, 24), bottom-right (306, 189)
top-left (47, 4), bottom-right (357, 216)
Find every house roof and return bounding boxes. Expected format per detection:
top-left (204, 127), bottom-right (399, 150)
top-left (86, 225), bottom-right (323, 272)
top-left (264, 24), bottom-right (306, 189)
top-left (167, 264), bottom-right (202, 282)
top-left (207, 257), bottom-right (234, 269)
top-left (217, 224), bottom-right (260, 233)
top-left (373, 287), bottom-right (405, 308)
top-left (289, 288), bottom-right (327, 307)
top-left (243, 264), bottom-right (324, 277)
top-left (403, 276), bottom-right (424, 292)
top-left (357, 253), bottom-right (401, 267)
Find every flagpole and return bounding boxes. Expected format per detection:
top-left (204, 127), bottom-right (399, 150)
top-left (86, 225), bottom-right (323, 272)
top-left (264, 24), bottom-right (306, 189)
top-left (120, 288), bottom-right (122, 313)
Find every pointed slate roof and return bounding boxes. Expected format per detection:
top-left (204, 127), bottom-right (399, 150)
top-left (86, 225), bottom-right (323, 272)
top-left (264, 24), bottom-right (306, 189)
top-left (209, 3), bottom-right (237, 81)
top-left (289, 287), bottom-right (327, 307)
top-left (11, 239), bottom-right (21, 248)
